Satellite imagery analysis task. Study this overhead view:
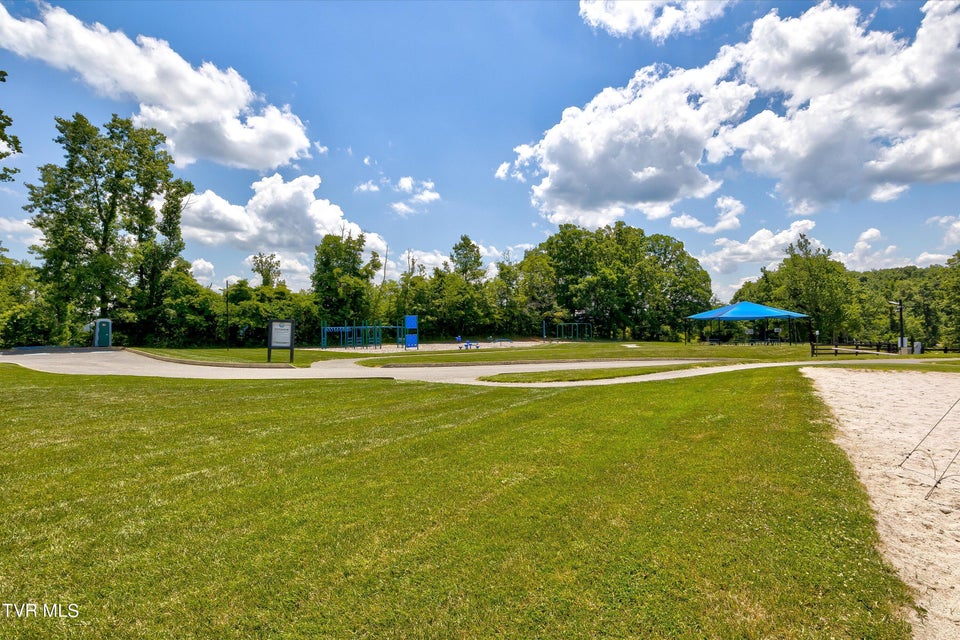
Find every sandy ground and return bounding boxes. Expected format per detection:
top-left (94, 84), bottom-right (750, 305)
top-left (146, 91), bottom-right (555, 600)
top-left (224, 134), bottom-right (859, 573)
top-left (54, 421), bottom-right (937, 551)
top-left (803, 368), bottom-right (960, 640)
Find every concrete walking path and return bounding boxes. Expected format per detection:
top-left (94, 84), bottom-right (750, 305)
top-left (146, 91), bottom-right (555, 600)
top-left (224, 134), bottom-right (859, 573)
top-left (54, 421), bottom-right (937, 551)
top-left (0, 347), bottom-right (947, 387)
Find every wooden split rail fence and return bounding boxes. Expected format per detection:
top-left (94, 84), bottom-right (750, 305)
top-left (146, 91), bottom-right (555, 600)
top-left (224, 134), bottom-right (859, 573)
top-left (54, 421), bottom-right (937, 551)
top-left (810, 342), bottom-right (899, 357)
top-left (811, 342), bottom-right (958, 356)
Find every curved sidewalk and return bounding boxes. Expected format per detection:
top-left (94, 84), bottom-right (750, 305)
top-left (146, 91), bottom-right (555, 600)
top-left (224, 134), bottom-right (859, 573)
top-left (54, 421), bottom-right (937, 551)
top-left (0, 348), bottom-right (942, 387)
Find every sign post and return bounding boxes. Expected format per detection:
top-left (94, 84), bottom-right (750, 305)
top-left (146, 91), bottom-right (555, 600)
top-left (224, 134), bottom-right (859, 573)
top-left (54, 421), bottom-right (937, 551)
top-left (268, 319), bottom-right (295, 363)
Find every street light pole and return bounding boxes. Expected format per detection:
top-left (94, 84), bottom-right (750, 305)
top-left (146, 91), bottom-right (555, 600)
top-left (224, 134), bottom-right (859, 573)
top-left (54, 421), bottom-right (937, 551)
top-left (898, 298), bottom-right (905, 350)
top-left (889, 299), bottom-right (905, 352)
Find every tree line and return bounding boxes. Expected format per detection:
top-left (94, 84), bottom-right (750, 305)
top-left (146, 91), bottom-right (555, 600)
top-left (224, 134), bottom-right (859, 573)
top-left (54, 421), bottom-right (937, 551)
top-left (0, 107), bottom-right (715, 348)
top-left (731, 235), bottom-right (960, 347)
top-left (2, 95), bottom-right (959, 349)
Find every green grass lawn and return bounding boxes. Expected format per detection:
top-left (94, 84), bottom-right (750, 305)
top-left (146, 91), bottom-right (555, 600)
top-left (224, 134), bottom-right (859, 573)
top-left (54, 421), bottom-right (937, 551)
top-left (364, 340), bottom-right (819, 367)
top-left (133, 346), bottom-right (366, 367)
top-left (478, 362), bottom-right (720, 383)
top-left (131, 341), bottom-right (960, 370)
top-left (0, 364), bottom-right (912, 638)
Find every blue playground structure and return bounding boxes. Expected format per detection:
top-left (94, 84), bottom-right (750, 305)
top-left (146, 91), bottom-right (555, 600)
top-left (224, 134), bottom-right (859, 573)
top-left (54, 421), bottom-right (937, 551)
top-left (321, 324), bottom-right (388, 349)
top-left (321, 315), bottom-right (419, 350)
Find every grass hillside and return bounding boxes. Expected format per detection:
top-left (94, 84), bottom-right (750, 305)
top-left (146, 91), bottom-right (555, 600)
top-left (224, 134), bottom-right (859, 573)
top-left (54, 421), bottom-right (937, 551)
top-left (0, 364), bottom-right (911, 638)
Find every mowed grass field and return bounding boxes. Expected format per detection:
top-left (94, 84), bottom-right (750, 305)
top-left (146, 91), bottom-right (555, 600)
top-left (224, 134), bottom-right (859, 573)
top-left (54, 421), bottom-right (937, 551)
top-left (137, 341), bottom-right (823, 368)
top-left (1, 363), bottom-right (912, 638)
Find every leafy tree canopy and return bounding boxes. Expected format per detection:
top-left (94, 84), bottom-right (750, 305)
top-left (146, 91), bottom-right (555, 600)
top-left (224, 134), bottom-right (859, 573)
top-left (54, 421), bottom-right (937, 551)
top-left (25, 113), bottom-right (193, 343)
top-left (0, 70), bottom-right (22, 183)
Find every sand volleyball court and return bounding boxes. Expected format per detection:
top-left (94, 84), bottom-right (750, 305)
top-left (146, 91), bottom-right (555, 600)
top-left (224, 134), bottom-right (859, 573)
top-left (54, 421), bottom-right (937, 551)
top-left (803, 368), bottom-right (960, 639)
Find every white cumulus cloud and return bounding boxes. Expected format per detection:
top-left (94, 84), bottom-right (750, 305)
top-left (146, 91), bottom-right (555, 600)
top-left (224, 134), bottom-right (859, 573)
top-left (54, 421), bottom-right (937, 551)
top-left (354, 180), bottom-right (380, 193)
top-left (0, 215), bottom-right (43, 247)
top-left (834, 228), bottom-right (907, 271)
top-left (715, 1), bottom-right (960, 212)
top-left (411, 184), bottom-right (440, 205)
top-left (671, 196), bottom-right (744, 234)
top-left (508, 51), bottom-right (753, 227)
top-left (916, 252), bottom-right (953, 267)
top-left (509, 2), bottom-right (960, 227)
top-left (182, 173), bottom-right (386, 256)
top-left (391, 202), bottom-right (416, 217)
top-left (388, 177), bottom-right (441, 216)
top-left (0, 3), bottom-right (310, 170)
top-left (189, 258), bottom-right (215, 285)
top-left (698, 219), bottom-right (816, 275)
top-left (396, 176), bottom-right (415, 193)
top-left (579, 0), bottom-right (735, 42)
top-left (927, 215), bottom-right (960, 246)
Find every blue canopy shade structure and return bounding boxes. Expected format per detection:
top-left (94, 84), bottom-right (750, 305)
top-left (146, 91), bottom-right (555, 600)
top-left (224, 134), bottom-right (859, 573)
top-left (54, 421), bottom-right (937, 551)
top-left (687, 301), bottom-right (808, 321)
top-left (686, 301), bottom-right (809, 345)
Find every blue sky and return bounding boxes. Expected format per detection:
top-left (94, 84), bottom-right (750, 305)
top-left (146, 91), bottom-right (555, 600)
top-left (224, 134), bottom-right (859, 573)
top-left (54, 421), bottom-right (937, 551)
top-left (1, 1), bottom-right (959, 301)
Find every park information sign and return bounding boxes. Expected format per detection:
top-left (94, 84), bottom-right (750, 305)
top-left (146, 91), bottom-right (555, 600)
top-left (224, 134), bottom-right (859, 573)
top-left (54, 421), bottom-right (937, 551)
top-left (268, 319), bottom-right (295, 363)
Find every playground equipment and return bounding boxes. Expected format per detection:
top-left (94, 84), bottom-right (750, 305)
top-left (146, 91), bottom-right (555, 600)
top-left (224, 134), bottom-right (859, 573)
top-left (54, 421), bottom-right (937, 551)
top-left (321, 315), bottom-right (419, 350)
top-left (554, 322), bottom-right (593, 342)
top-left (403, 315), bottom-right (419, 349)
top-left (321, 324), bottom-right (389, 349)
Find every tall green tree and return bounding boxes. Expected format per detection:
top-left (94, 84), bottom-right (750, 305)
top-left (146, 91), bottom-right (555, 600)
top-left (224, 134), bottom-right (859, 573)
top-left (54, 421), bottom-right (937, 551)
top-left (855, 265), bottom-right (947, 345)
top-left (251, 251), bottom-right (284, 288)
top-left (437, 235), bottom-right (488, 335)
top-left (943, 252), bottom-right (960, 347)
top-left (154, 258), bottom-right (221, 347)
top-left (778, 235), bottom-right (850, 342)
top-left (432, 267), bottom-right (477, 336)
top-left (311, 232), bottom-right (381, 326)
top-left (485, 255), bottom-right (523, 336)
top-left (541, 225), bottom-right (598, 319)
top-left (539, 222), bottom-right (710, 340)
top-left (26, 113), bottom-right (192, 343)
top-left (393, 255), bottom-right (433, 328)
top-left (119, 118), bottom-right (194, 344)
top-left (450, 235), bottom-right (485, 285)
top-left (733, 234), bottom-right (852, 343)
top-left (516, 248), bottom-right (561, 334)
top-left (644, 233), bottom-right (713, 340)
top-left (0, 242), bottom-right (34, 307)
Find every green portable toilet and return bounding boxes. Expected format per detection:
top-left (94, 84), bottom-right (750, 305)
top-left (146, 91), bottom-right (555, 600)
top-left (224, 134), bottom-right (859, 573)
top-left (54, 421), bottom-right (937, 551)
top-left (94, 319), bottom-right (112, 347)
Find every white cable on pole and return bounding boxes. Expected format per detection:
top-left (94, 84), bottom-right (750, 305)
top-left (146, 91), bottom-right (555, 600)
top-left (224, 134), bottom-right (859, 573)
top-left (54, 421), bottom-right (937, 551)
top-left (898, 395), bottom-right (960, 468)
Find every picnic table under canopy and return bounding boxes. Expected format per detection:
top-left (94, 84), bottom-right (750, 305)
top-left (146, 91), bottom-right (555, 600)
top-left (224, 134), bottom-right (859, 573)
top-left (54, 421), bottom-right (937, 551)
top-left (687, 301), bottom-right (808, 344)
